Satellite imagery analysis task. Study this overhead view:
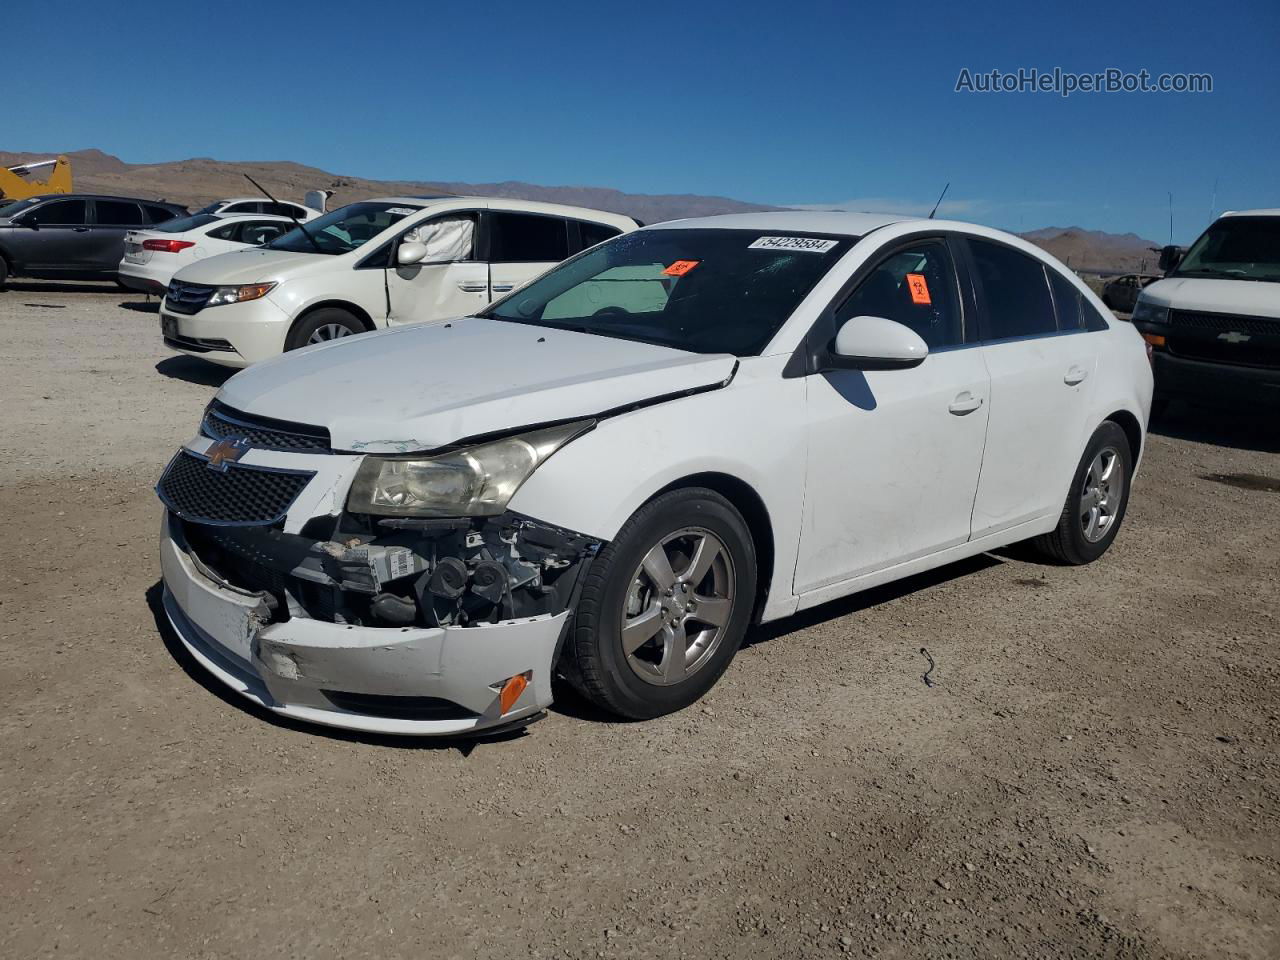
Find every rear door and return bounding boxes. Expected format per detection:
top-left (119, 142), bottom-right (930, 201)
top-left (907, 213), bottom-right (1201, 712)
top-left (962, 237), bottom-right (1101, 538)
top-left (15, 198), bottom-right (90, 272)
top-left (484, 211), bottom-right (572, 297)
top-left (88, 199), bottom-right (147, 272)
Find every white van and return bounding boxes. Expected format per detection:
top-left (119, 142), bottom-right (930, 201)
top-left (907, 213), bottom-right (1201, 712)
top-left (159, 197), bottom-right (638, 366)
top-left (1132, 209), bottom-right (1280, 409)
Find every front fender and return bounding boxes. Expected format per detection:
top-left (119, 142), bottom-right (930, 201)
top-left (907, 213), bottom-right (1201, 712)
top-left (507, 354), bottom-right (806, 621)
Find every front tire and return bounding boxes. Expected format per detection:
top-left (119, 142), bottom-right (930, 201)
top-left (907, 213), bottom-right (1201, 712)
top-left (565, 488), bottom-right (757, 720)
top-left (284, 308), bottom-right (365, 352)
top-left (1029, 421), bottom-right (1133, 565)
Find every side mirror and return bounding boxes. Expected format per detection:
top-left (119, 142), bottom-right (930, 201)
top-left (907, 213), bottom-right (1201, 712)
top-left (827, 316), bottom-right (928, 371)
top-left (14, 214), bottom-right (36, 228)
top-left (1158, 244), bottom-right (1183, 273)
top-left (397, 240), bottom-right (428, 265)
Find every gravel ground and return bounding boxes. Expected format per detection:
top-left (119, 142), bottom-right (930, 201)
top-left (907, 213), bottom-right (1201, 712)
top-left (1, 282), bottom-right (1277, 960)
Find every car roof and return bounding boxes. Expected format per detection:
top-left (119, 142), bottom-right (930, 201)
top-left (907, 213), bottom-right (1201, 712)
top-left (1219, 208), bottom-right (1280, 219)
top-left (369, 195), bottom-right (640, 229)
top-left (213, 197), bottom-right (307, 206)
top-left (649, 211), bottom-right (916, 235)
top-left (20, 193), bottom-right (184, 206)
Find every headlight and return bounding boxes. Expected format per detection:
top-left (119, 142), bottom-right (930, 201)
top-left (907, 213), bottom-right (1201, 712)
top-left (205, 282), bottom-right (277, 307)
top-left (347, 420), bottom-right (594, 517)
top-left (1130, 298), bottom-right (1169, 325)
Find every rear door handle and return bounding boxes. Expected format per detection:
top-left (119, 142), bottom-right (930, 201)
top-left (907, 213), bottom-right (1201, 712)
top-left (949, 392), bottom-right (984, 415)
top-left (1064, 366), bottom-right (1089, 385)
top-left (457, 281), bottom-right (488, 292)
top-left (490, 283), bottom-right (515, 293)
top-left (74, 227), bottom-right (89, 232)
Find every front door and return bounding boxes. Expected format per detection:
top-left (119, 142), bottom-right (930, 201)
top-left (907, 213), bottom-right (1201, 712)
top-left (18, 198), bottom-right (90, 272)
top-left (795, 238), bottom-right (991, 594)
top-left (386, 213), bottom-right (490, 324)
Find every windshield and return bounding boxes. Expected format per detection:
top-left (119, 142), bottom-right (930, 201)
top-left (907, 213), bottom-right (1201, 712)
top-left (267, 201), bottom-right (419, 255)
top-left (0, 197), bottom-right (40, 218)
top-left (1174, 217), bottom-right (1280, 282)
top-left (482, 228), bottom-right (854, 355)
top-left (154, 213), bottom-right (220, 234)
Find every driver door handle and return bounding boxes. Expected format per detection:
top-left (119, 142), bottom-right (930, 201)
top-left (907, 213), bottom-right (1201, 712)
top-left (1064, 366), bottom-right (1089, 385)
top-left (457, 281), bottom-right (488, 292)
top-left (949, 391), bottom-right (984, 415)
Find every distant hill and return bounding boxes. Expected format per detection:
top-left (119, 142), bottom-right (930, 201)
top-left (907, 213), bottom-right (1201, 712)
top-left (2, 149), bottom-right (1159, 273)
top-left (0, 149), bottom-right (782, 225)
top-left (1020, 226), bottom-right (1162, 276)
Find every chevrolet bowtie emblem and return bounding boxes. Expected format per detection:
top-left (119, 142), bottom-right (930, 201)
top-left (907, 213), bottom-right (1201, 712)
top-left (205, 436), bottom-right (252, 471)
top-left (1217, 331), bottom-right (1251, 344)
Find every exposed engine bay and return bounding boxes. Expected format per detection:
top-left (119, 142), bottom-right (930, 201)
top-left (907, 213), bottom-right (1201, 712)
top-left (173, 511), bottom-right (600, 629)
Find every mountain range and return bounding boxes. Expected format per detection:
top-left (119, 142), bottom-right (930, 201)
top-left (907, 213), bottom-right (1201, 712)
top-left (2, 149), bottom-right (1159, 274)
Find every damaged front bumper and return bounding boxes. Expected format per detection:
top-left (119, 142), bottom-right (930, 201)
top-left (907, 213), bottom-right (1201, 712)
top-left (160, 510), bottom-right (585, 736)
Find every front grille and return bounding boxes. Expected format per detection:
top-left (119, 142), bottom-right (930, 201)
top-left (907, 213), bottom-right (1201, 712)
top-left (201, 400), bottom-right (332, 453)
top-left (157, 450), bottom-right (314, 526)
top-left (1168, 309), bottom-right (1280, 337)
top-left (1169, 337), bottom-right (1280, 369)
top-left (165, 280), bottom-right (216, 315)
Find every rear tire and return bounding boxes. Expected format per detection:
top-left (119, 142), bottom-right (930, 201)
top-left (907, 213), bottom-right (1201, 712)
top-left (564, 488), bottom-right (757, 720)
top-left (284, 308), bottom-right (365, 352)
top-left (0, 254), bottom-right (8, 290)
top-left (1028, 421), bottom-right (1133, 565)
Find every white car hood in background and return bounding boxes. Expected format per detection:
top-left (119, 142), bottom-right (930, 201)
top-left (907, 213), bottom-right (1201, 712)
top-left (217, 318), bottom-right (737, 452)
top-left (1141, 276), bottom-right (1280, 318)
top-left (173, 247), bottom-right (319, 285)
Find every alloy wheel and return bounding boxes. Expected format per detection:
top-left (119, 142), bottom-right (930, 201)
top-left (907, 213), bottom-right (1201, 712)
top-left (1080, 446), bottom-right (1123, 542)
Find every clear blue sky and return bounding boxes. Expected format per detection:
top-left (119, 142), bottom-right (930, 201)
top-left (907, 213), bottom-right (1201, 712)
top-left (8, 0), bottom-right (1278, 242)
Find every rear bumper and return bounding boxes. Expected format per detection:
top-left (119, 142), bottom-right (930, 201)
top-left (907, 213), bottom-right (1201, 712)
top-left (118, 260), bottom-right (172, 294)
top-left (159, 513), bottom-right (565, 736)
top-left (1152, 351), bottom-right (1280, 405)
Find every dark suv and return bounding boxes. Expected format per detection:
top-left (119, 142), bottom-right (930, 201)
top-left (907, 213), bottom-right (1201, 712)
top-left (0, 194), bottom-right (188, 286)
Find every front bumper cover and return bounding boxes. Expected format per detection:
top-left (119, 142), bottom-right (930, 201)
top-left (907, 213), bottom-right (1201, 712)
top-left (160, 513), bottom-right (569, 736)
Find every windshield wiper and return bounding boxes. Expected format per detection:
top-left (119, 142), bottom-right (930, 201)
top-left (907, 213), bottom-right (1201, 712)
top-left (243, 174), bottom-right (323, 255)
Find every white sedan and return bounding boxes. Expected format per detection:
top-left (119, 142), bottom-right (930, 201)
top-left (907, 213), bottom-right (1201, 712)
top-left (156, 212), bottom-right (1153, 736)
top-left (118, 213), bottom-right (294, 295)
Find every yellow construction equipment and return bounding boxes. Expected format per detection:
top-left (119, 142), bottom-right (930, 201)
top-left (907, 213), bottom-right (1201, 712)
top-left (0, 155), bottom-right (73, 201)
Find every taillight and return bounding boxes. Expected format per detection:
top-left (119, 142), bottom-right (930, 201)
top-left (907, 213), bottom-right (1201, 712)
top-left (142, 239), bottom-right (195, 253)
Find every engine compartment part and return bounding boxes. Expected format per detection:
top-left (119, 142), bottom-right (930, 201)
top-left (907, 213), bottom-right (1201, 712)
top-left (174, 511), bottom-right (600, 630)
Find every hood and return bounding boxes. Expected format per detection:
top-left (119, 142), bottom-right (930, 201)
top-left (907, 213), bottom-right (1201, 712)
top-left (1141, 276), bottom-right (1280, 319)
top-left (173, 247), bottom-right (319, 285)
top-left (217, 317), bottom-right (737, 452)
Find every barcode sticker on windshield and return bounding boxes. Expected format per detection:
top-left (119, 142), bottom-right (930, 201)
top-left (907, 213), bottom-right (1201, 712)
top-left (385, 207), bottom-right (417, 216)
top-left (749, 236), bottom-right (839, 253)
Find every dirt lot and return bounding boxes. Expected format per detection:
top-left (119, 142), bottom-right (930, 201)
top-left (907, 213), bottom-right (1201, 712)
top-left (1, 282), bottom-right (1277, 960)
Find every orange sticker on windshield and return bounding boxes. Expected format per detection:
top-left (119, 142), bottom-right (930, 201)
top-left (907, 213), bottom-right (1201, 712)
top-left (663, 259), bottom-right (700, 277)
top-left (906, 272), bottom-right (931, 304)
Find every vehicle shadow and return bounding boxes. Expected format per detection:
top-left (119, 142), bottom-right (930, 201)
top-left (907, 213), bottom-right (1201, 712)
top-left (119, 299), bottom-right (160, 314)
top-left (154, 355), bottom-right (236, 388)
top-left (1151, 399), bottom-right (1280, 453)
top-left (2, 280), bottom-right (120, 295)
top-left (143, 582), bottom-right (532, 754)
top-left (551, 553), bottom-right (1004, 726)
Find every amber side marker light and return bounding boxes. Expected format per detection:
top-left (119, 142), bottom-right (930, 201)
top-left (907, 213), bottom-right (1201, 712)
top-left (498, 671), bottom-right (532, 714)
top-left (1142, 332), bottom-right (1166, 348)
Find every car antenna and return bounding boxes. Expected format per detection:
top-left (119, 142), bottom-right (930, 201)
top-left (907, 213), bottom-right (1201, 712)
top-left (243, 174), bottom-right (322, 254)
top-left (928, 182), bottom-right (950, 220)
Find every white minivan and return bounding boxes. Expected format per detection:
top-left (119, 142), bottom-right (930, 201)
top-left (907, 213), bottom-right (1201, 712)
top-left (1132, 209), bottom-right (1280, 410)
top-left (159, 197), bottom-right (638, 366)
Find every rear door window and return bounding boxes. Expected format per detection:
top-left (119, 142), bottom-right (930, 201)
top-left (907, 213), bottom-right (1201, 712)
top-left (33, 199), bottom-right (87, 225)
top-left (94, 200), bottom-right (146, 226)
top-left (144, 205), bottom-right (179, 224)
top-left (488, 212), bottom-right (570, 263)
top-left (967, 239), bottom-right (1057, 340)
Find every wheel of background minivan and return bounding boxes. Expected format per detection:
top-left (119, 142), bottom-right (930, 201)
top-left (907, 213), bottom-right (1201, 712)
top-left (0, 253), bottom-right (8, 290)
top-left (1029, 421), bottom-right (1133, 565)
top-left (284, 308), bottom-right (365, 351)
top-left (565, 488), bottom-right (757, 720)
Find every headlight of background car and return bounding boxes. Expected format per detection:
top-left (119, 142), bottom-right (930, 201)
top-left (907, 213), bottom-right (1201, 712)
top-left (1130, 298), bottom-right (1169, 325)
top-left (347, 420), bottom-right (595, 517)
top-left (205, 282), bottom-right (277, 307)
